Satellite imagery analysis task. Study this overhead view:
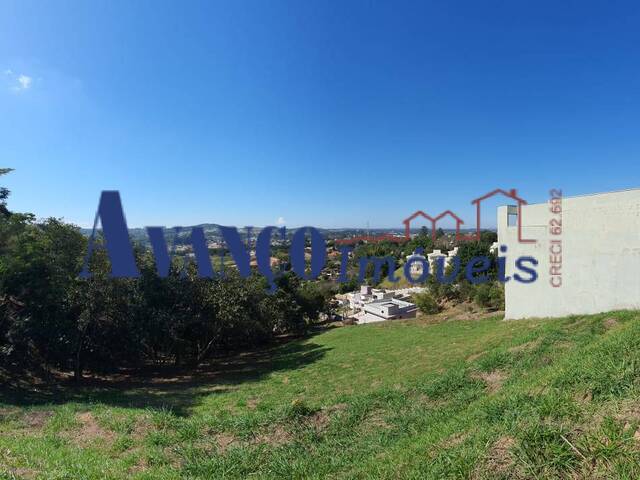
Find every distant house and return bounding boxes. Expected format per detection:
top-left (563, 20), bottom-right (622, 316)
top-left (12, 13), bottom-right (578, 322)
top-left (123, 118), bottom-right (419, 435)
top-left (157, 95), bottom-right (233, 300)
top-left (405, 250), bottom-right (427, 277)
top-left (347, 285), bottom-right (394, 309)
top-left (345, 285), bottom-right (417, 324)
top-left (406, 248), bottom-right (460, 278)
top-left (356, 298), bottom-right (417, 324)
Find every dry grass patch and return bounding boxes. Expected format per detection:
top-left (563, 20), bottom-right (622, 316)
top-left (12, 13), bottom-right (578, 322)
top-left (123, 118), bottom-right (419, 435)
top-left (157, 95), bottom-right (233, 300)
top-left (473, 436), bottom-right (518, 479)
top-left (68, 412), bottom-right (117, 446)
top-left (21, 410), bottom-right (52, 431)
top-left (253, 424), bottom-right (292, 446)
top-left (440, 431), bottom-right (469, 448)
top-left (7, 467), bottom-right (38, 479)
top-left (213, 432), bottom-right (239, 453)
top-left (361, 409), bottom-right (391, 431)
top-left (573, 390), bottom-right (593, 405)
top-left (472, 370), bottom-right (508, 393)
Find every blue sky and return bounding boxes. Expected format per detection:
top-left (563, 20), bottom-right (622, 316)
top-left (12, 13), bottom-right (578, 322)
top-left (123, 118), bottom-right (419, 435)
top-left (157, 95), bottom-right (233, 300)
top-left (1, 1), bottom-right (640, 229)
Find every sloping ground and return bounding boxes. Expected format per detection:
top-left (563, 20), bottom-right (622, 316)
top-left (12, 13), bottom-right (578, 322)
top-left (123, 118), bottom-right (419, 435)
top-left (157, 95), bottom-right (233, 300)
top-left (2, 311), bottom-right (640, 478)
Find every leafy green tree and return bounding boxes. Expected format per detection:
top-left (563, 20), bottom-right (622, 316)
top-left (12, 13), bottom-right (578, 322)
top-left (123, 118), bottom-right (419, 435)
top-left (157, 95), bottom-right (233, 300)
top-left (0, 170), bottom-right (331, 378)
top-left (0, 168), bottom-right (14, 217)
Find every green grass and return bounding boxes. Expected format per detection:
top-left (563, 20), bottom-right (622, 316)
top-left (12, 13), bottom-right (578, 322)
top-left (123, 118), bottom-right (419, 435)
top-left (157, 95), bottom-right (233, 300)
top-left (3, 311), bottom-right (640, 478)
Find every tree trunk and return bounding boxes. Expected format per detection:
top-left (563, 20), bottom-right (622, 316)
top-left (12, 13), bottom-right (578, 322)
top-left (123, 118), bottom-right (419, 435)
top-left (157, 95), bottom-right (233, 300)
top-left (195, 338), bottom-right (216, 365)
top-left (74, 346), bottom-right (83, 383)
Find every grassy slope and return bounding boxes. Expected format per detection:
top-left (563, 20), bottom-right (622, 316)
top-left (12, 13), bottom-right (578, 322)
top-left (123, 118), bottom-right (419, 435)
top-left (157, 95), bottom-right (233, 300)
top-left (3, 311), bottom-right (640, 479)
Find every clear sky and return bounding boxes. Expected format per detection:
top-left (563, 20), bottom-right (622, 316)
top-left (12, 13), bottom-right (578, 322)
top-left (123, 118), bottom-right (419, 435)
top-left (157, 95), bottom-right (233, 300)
top-left (1, 1), bottom-right (640, 229)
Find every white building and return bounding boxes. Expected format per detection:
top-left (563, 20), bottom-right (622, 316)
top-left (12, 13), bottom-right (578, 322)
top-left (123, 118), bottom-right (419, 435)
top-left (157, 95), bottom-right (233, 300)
top-left (347, 285), bottom-right (394, 309)
top-left (406, 248), bottom-right (460, 277)
top-left (405, 251), bottom-right (427, 277)
top-left (356, 298), bottom-right (418, 324)
top-left (346, 285), bottom-right (417, 324)
top-left (498, 188), bottom-right (640, 319)
top-left (427, 250), bottom-right (446, 269)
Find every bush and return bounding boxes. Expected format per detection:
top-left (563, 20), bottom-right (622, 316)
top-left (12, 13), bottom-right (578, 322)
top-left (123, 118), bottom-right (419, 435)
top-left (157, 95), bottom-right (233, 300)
top-left (473, 282), bottom-right (504, 311)
top-left (414, 292), bottom-right (441, 315)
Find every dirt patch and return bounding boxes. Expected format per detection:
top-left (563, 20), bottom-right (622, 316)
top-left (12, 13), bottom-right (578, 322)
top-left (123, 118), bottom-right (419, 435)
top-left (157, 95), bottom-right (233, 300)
top-left (246, 397), bottom-right (260, 410)
top-left (441, 431), bottom-right (469, 448)
top-left (363, 410), bottom-right (391, 430)
top-left (574, 390), bottom-right (593, 404)
top-left (214, 433), bottom-right (238, 453)
top-left (306, 403), bottom-right (348, 432)
top-left (10, 467), bottom-right (37, 479)
top-left (473, 436), bottom-right (517, 478)
top-left (127, 458), bottom-right (149, 475)
top-left (330, 402), bottom-right (348, 412)
top-left (614, 402), bottom-right (640, 441)
top-left (253, 425), bottom-right (292, 446)
top-left (71, 412), bottom-right (116, 446)
top-left (22, 410), bottom-right (52, 430)
top-left (473, 370), bottom-right (508, 393)
top-left (132, 416), bottom-right (153, 440)
top-left (603, 317), bottom-right (619, 330)
top-left (615, 402), bottom-right (640, 422)
top-left (308, 410), bottom-right (330, 431)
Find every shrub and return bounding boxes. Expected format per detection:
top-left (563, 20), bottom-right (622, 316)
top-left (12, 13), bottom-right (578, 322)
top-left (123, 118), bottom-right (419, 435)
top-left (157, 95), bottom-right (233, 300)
top-left (414, 292), bottom-right (441, 315)
top-left (473, 282), bottom-right (504, 311)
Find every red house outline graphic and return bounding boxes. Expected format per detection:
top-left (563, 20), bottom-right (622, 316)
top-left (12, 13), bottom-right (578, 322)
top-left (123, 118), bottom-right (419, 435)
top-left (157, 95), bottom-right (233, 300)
top-left (403, 211), bottom-right (435, 240)
top-left (471, 188), bottom-right (536, 244)
top-left (433, 210), bottom-right (465, 242)
top-left (403, 209), bottom-right (465, 242)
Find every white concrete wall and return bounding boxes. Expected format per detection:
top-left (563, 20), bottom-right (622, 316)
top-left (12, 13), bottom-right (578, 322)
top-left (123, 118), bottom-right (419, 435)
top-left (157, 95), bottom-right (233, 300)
top-left (498, 189), bottom-right (640, 319)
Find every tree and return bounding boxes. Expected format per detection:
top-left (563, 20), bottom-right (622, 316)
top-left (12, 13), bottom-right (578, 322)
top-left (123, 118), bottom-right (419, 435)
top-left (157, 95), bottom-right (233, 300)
top-left (0, 168), bottom-right (14, 217)
top-left (0, 170), bottom-right (330, 378)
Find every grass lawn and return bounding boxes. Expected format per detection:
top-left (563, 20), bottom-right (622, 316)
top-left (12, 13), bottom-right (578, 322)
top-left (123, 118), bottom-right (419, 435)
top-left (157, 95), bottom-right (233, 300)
top-left (3, 311), bottom-right (640, 478)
